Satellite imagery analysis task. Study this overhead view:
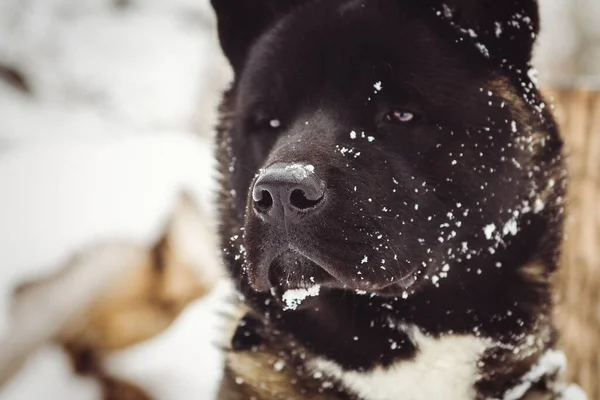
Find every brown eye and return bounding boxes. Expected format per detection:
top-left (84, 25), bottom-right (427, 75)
top-left (268, 119), bottom-right (281, 128)
top-left (247, 110), bottom-right (282, 131)
top-left (385, 110), bottom-right (415, 123)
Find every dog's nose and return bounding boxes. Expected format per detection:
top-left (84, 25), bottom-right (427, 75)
top-left (252, 163), bottom-right (326, 223)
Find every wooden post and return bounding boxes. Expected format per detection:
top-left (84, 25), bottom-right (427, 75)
top-left (549, 89), bottom-right (600, 399)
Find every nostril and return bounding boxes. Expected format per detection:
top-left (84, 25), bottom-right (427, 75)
top-left (255, 189), bottom-right (273, 212)
top-left (290, 189), bottom-right (323, 210)
top-left (252, 163), bottom-right (326, 221)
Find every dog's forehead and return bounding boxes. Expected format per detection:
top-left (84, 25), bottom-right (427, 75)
top-left (245, 2), bottom-right (416, 71)
top-left (237, 1), bottom-right (481, 110)
top-left (242, 5), bottom-right (359, 78)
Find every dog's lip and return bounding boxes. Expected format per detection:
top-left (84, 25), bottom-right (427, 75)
top-left (370, 267), bottom-right (420, 295)
top-left (289, 244), bottom-right (421, 292)
top-left (286, 244), bottom-right (350, 282)
top-left (249, 243), bottom-right (421, 298)
top-left (267, 247), bottom-right (339, 286)
top-left (392, 267), bottom-right (419, 288)
top-left (267, 270), bottom-right (419, 309)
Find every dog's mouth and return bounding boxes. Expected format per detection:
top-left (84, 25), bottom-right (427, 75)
top-left (248, 244), bottom-right (420, 309)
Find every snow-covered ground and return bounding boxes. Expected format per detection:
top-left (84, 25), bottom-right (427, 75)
top-left (0, 0), bottom-right (231, 398)
top-left (1, 280), bottom-right (232, 400)
top-left (0, 0), bottom-right (598, 399)
top-left (0, 0), bottom-right (230, 143)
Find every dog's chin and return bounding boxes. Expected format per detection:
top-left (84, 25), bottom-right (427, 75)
top-left (247, 249), bottom-right (420, 306)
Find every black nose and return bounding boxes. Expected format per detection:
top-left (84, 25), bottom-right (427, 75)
top-left (252, 163), bottom-right (326, 223)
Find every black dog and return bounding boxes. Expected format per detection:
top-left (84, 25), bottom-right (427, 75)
top-left (211, 1), bottom-right (573, 399)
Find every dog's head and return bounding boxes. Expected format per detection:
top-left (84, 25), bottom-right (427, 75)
top-left (213, 0), bottom-right (563, 307)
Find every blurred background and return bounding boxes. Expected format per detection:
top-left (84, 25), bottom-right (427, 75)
top-left (0, 0), bottom-right (598, 399)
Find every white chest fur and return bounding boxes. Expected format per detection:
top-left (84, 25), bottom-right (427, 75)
top-left (309, 327), bottom-right (490, 400)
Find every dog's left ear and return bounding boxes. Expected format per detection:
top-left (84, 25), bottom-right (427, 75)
top-left (211, 0), bottom-right (305, 75)
top-left (426, 0), bottom-right (540, 69)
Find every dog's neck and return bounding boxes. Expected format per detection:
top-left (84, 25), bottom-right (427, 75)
top-left (308, 327), bottom-right (490, 400)
top-left (230, 281), bottom-right (561, 400)
top-left (240, 254), bottom-right (551, 367)
top-left (307, 338), bottom-right (567, 400)
top-left (230, 249), bottom-right (557, 399)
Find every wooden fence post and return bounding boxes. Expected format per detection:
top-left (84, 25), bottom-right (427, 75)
top-left (549, 89), bottom-right (600, 399)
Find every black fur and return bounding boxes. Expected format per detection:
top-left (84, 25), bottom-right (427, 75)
top-left (212, 0), bottom-right (567, 398)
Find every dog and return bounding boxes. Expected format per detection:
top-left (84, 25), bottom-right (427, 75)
top-left (210, 0), bottom-right (579, 399)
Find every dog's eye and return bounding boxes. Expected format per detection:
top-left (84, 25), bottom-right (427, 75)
top-left (384, 110), bottom-right (415, 123)
top-left (268, 119), bottom-right (282, 129)
top-left (247, 111), bottom-right (282, 132)
top-left (256, 117), bottom-right (282, 131)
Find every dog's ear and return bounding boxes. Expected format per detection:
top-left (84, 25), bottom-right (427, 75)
top-left (427, 0), bottom-right (540, 68)
top-left (211, 0), bottom-right (304, 74)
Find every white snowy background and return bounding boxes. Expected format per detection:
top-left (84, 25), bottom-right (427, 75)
top-left (0, 0), bottom-right (598, 399)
